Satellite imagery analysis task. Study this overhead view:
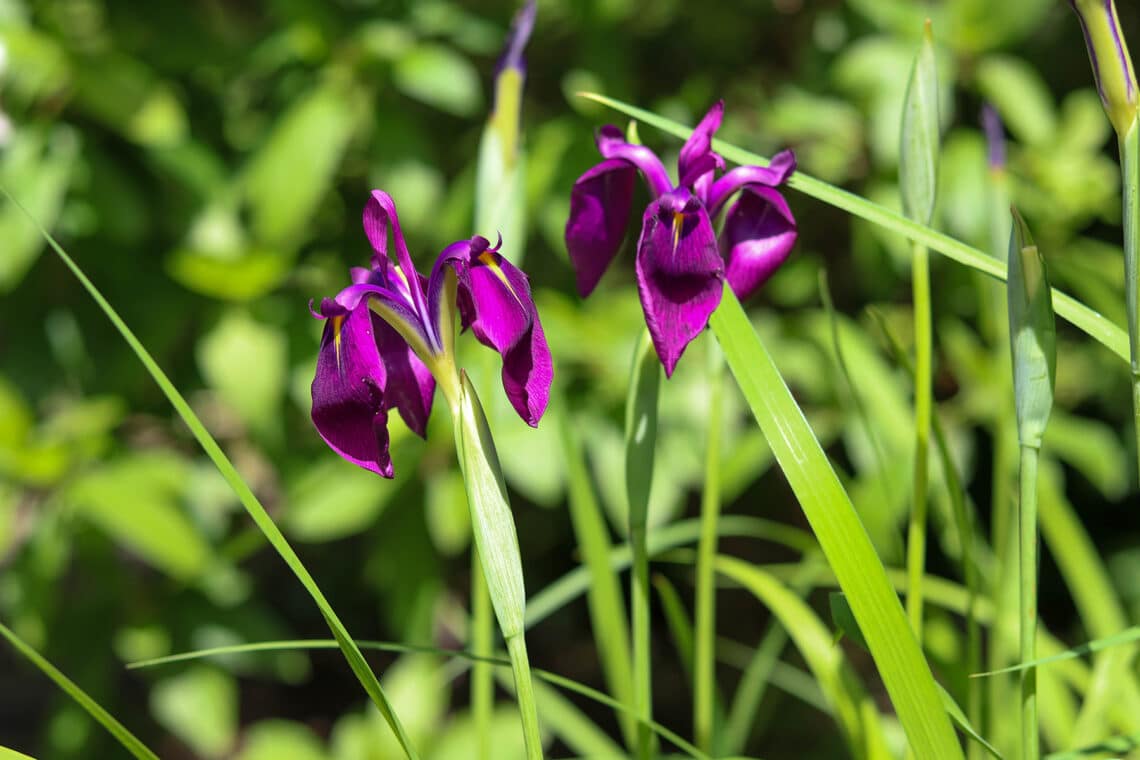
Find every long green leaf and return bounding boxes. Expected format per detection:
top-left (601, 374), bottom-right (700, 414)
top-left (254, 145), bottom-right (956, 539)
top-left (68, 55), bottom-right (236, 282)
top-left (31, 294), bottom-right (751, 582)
top-left (0, 621), bottom-right (158, 760)
top-left (579, 92), bottom-right (1129, 363)
top-left (709, 285), bottom-right (964, 759)
top-left (0, 189), bottom-right (420, 758)
top-left (972, 628), bottom-right (1140, 678)
top-left (715, 557), bottom-right (891, 759)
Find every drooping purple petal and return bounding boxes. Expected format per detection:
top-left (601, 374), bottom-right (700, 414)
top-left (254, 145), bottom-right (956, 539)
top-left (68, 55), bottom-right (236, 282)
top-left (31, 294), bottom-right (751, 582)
top-left (565, 158), bottom-right (637, 297)
top-left (447, 239), bottom-right (552, 425)
top-left (595, 126), bottom-right (673, 197)
top-left (374, 317), bottom-right (436, 438)
top-left (704, 149), bottom-right (797, 217)
top-left (634, 189), bottom-right (724, 376)
top-left (678, 101), bottom-right (725, 187)
top-left (310, 299), bottom-right (394, 477)
top-left (719, 185), bottom-right (798, 300)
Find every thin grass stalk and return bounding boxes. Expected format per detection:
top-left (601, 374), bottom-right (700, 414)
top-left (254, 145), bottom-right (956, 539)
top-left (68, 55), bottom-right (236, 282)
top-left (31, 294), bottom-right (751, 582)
top-left (693, 344), bottom-right (725, 752)
top-left (471, 551), bottom-right (494, 760)
top-left (1020, 444), bottom-right (1041, 760)
top-left (1122, 121), bottom-right (1140, 482)
top-left (907, 241), bottom-right (932, 641)
top-left (507, 634), bottom-right (544, 760)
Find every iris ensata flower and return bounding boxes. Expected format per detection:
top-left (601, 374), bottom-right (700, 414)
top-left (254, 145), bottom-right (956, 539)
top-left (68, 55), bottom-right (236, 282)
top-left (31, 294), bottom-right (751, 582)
top-left (311, 190), bottom-right (552, 477)
top-left (565, 101), bottom-right (797, 374)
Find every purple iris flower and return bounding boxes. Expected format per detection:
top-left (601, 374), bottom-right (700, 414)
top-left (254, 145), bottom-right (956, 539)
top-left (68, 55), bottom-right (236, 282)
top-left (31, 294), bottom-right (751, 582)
top-left (565, 101), bottom-right (798, 375)
top-left (311, 190), bottom-right (552, 477)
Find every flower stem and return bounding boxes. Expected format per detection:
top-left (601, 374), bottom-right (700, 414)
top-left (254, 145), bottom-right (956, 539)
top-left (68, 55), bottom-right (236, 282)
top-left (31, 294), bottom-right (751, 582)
top-left (507, 633), bottom-right (544, 760)
top-left (1019, 444), bottom-right (1040, 760)
top-left (625, 333), bottom-right (661, 760)
top-left (693, 342), bottom-right (724, 752)
top-left (1120, 120), bottom-right (1140, 483)
top-left (907, 241), bottom-right (932, 641)
top-left (471, 551), bottom-right (494, 760)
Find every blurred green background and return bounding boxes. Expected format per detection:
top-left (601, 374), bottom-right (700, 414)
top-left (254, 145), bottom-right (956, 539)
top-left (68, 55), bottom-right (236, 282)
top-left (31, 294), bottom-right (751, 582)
top-left (1, 0), bottom-right (1138, 757)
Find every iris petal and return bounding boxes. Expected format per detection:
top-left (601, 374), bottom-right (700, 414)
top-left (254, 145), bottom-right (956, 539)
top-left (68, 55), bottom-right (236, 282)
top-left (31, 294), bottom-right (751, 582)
top-left (362, 190), bottom-right (436, 348)
top-left (704, 149), bottom-right (797, 217)
top-left (678, 101), bottom-right (725, 187)
top-left (595, 125), bottom-right (673, 197)
top-left (374, 317), bottom-right (436, 438)
top-left (448, 240), bottom-right (552, 425)
top-left (565, 158), bottom-right (637, 297)
top-left (720, 185), bottom-right (798, 300)
top-left (310, 299), bottom-right (395, 477)
top-left (634, 190), bottom-right (724, 376)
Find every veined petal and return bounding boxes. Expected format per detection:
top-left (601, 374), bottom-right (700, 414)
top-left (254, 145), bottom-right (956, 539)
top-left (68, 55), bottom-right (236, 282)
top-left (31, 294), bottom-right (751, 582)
top-left (678, 101), bottom-right (725, 187)
top-left (501, 313), bottom-right (552, 427)
top-left (634, 190), bottom-right (724, 376)
top-left (332, 282), bottom-right (433, 361)
top-left (565, 158), bottom-right (637, 296)
top-left (719, 185), bottom-right (798, 300)
top-left (310, 299), bottom-right (394, 477)
top-left (596, 125), bottom-right (673, 197)
top-left (374, 317), bottom-right (436, 438)
top-left (362, 190), bottom-right (433, 339)
top-left (704, 149), bottom-right (797, 217)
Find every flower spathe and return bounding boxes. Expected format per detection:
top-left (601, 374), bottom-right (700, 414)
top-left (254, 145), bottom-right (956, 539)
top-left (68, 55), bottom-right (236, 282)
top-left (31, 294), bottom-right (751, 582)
top-left (565, 101), bottom-right (798, 375)
top-left (311, 190), bottom-right (552, 477)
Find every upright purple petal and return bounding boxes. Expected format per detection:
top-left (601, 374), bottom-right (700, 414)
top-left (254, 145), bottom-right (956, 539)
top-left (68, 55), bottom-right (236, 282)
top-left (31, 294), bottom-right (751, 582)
top-left (719, 185), bottom-right (798, 300)
top-left (704, 149), bottom-right (797, 217)
top-left (634, 189), bottom-right (724, 376)
top-left (310, 299), bottom-right (395, 477)
top-left (678, 101), bottom-right (725, 187)
top-left (565, 158), bottom-right (637, 297)
top-left (362, 191), bottom-right (437, 347)
top-left (596, 126), bottom-right (673, 197)
top-left (447, 239), bottom-right (552, 425)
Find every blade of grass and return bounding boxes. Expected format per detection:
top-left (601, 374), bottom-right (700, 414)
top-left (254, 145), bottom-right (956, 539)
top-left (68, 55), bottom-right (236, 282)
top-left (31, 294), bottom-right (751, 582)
top-left (709, 284), bottom-right (964, 759)
top-left (0, 621), bottom-right (159, 760)
top-left (556, 405), bottom-right (636, 748)
top-left (494, 668), bottom-right (624, 759)
top-left (693, 342), bottom-right (725, 752)
top-left (0, 748), bottom-right (35, 760)
top-left (653, 574), bottom-right (695, 680)
top-left (625, 331), bottom-right (662, 760)
top-left (471, 551), bottom-right (494, 760)
top-left (577, 92), bottom-right (1129, 363)
top-left (714, 557), bottom-right (892, 760)
top-left (130, 639), bottom-right (710, 760)
top-left (0, 188), bottom-right (420, 758)
top-left (1045, 732), bottom-right (1140, 759)
top-left (524, 515), bottom-right (815, 630)
top-left (972, 628), bottom-right (1140, 678)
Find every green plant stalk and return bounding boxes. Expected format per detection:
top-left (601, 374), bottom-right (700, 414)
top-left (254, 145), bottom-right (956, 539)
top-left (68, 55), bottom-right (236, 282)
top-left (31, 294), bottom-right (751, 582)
top-left (1, 190), bottom-right (420, 759)
top-left (557, 408), bottom-right (637, 748)
top-left (693, 345), bottom-right (725, 752)
top-left (1020, 444), bottom-right (1041, 760)
top-left (907, 241), bottom-right (932, 641)
top-left (1122, 120), bottom-right (1140, 482)
top-left (507, 633), bottom-right (544, 760)
top-left (0, 622), bottom-right (159, 760)
top-left (625, 334), bottom-right (662, 760)
top-left (472, 551), bottom-right (494, 760)
top-left (579, 93), bottom-right (1130, 362)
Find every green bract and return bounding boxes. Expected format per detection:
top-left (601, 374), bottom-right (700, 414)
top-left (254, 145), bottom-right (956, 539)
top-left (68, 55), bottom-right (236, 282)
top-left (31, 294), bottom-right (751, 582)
top-left (1007, 208), bottom-right (1056, 449)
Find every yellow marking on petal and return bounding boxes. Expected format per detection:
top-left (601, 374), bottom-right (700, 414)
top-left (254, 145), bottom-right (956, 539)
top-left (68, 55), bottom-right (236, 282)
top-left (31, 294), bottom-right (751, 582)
top-left (331, 315), bottom-right (346, 369)
top-left (392, 264), bottom-right (411, 292)
top-left (671, 211), bottom-right (684, 251)
top-left (477, 251), bottom-right (523, 305)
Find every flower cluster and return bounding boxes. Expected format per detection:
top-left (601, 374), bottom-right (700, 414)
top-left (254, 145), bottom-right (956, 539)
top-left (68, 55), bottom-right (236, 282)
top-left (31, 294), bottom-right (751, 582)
top-left (310, 190), bottom-right (551, 477)
top-left (565, 101), bottom-right (798, 374)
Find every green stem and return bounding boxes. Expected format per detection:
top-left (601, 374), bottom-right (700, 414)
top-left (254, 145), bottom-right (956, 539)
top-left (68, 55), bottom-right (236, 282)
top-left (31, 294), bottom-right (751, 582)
top-left (907, 241), bottom-right (932, 641)
top-left (1020, 444), bottom-right (1041, 760)
top-left (625, 333), bottom-right (661, 760)
top-left (1121, 121), bottom-right (1140, 483)
top-left (631, 520), bottom-right (653, 760)
top-left (507, 633), bottom-right (544, 760)
top-left (693, 345), bottom-right (725, 753)
top-left (471, 552), bottom-right (494, 760)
